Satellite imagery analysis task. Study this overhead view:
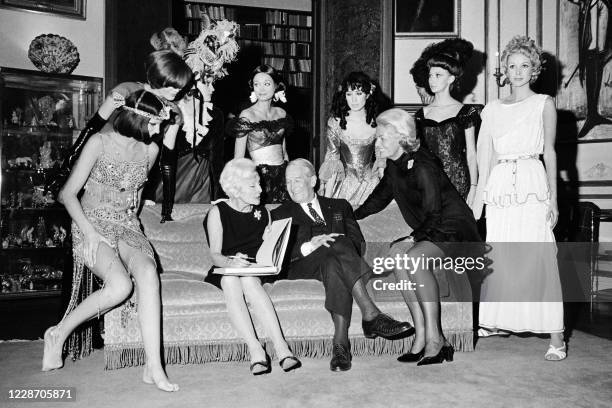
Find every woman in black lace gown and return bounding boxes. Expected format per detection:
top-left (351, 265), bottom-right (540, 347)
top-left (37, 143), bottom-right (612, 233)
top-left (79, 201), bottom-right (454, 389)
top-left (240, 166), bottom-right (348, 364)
top-left (412, 39), bottom-right (482, 206)
top-left (229, 65), bottom-right (292, 203)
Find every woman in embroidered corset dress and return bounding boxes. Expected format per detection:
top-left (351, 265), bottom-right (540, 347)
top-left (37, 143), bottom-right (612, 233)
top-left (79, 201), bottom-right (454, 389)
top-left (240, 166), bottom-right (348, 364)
top-left (42, 90), bottom-right (180, 391)
top-left (473, 36), bottom-right (566, 361)
top-left (318, 72), bottom-right (385, 206)
top-left (230, 65), bottom-right (293, 203)
top-left (205, 158), bottom-right (301, 375)
top-left (411, 38), bottom-right (482, 205)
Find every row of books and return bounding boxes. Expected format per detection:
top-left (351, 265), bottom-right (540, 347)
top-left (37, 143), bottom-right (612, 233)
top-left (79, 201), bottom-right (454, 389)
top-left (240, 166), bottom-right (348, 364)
top-left (262, 57), bottom-right (312, 73)
top-left (238, 39), bottom-right (311, 57)
top-left (183, 4), bottom-right (311, 28)
top-left (286, 58), bottom-right (311, 73)
top-left (286, 72), bottom-right (312, 88)
top-left (185, 20), bottom-right (207, 35)
top-left (240, 24), bottom-right (312, 42)
top-left (265, 10), bottom-right (312, 27)
top-left (184, 3), bottom-right (237, 20)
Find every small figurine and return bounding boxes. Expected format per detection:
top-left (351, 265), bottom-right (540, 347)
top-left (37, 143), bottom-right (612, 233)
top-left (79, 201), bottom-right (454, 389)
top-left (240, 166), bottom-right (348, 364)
top-left (39, 141), bottom-right (53, 169)
top-left (26, 226), bottom-right (34, 245)
top-left (15, 157), bottom-right (33, 168)
top-left (58, 226), bottom-right (67, 247)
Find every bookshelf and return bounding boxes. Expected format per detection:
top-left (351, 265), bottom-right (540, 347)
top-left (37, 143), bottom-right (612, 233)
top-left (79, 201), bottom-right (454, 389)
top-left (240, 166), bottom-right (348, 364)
top-left (175, 1), bottom-right (316, 160)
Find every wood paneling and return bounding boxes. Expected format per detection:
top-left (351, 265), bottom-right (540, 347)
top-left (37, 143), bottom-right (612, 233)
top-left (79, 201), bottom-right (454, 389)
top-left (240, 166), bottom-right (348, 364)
top-left (105, 0), bottom-right (172, 94)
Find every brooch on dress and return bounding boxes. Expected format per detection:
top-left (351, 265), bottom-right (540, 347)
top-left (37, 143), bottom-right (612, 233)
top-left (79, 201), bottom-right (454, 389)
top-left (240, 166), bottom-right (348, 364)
top-left (407, 159), bottom-right (414, 170)
top-left (253, 209), bottom-right (262, 220)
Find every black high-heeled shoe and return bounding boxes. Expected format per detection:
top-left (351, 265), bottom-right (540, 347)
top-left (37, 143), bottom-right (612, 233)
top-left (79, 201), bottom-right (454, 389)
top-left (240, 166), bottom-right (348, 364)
top-left (279, 355), bottom-right (302, 372)
top-left (397, 348), bottom-right (425, 363)
top-left (250, 355), bottom-right (271, 376)
top-left (416, 345), bottom-right (454, 366)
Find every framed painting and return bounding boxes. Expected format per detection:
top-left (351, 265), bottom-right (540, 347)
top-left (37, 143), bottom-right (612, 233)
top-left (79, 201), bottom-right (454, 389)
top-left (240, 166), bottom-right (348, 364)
top-left (394, 0), bottom-right (460, 37)
top-left (0, 0), bottom-right (86, 20)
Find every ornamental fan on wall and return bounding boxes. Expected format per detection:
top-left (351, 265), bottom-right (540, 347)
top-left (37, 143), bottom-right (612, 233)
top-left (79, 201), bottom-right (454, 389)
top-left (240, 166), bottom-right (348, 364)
top-left (28, 34), bottom-right (80, 74)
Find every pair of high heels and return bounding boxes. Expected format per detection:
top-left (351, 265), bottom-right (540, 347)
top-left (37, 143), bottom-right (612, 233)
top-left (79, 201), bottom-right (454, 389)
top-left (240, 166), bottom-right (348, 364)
top-left (250, 355), bottom-right (302, 375)
top-left (397, 345), bottom-right (454, 365)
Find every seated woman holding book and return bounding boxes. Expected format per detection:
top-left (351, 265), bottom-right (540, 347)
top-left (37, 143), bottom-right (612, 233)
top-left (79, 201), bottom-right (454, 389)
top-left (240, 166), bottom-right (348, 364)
top-left (204, 158), bottom-right (301, 375)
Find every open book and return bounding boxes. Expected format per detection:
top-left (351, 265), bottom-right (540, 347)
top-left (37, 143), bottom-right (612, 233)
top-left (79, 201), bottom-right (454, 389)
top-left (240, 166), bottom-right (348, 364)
top-left (213, 217), bottom-right (292, 276)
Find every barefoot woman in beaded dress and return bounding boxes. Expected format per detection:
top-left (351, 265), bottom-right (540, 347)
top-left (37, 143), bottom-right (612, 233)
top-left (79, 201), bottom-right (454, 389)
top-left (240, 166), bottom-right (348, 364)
top-left (42, 90), bottom-right (180, 391)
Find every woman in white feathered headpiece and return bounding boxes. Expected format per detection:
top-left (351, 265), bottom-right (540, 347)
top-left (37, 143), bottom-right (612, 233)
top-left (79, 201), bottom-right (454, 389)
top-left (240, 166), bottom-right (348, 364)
top-left (150, 18), bottom-right (239, 221)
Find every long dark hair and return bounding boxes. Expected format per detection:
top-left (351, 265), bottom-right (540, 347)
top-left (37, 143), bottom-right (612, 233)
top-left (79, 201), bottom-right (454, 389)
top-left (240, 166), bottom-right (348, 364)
top-left (113, 90), bottom-right (167, 144)
top-left (331, 72), bottom-right (380, 130)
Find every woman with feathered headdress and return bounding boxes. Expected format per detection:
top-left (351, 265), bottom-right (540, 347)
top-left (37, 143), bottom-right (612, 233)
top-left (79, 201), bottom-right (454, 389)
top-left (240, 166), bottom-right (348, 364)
top-left (149, 18), bottom-right (239, 221)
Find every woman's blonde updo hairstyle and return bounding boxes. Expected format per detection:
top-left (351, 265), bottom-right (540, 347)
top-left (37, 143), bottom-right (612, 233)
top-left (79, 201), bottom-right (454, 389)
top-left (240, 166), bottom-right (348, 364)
top-left (501, 35), bottom-right (543, 83)
top-left (376, 108), bottom-right (420, 153)
top-left (219, 158), bottom-right (259, 198)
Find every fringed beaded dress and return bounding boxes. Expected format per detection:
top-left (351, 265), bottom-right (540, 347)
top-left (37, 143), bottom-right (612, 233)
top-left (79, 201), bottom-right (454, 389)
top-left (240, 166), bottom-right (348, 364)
top-left (63, 133), bottom-right (155, 359)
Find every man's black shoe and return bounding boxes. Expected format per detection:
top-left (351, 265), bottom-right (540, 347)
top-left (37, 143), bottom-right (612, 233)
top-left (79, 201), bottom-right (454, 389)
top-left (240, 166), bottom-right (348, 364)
top-left (330, 343), bottom-right (352, 371)
top-left (362, 313), bottom-right (415, 340)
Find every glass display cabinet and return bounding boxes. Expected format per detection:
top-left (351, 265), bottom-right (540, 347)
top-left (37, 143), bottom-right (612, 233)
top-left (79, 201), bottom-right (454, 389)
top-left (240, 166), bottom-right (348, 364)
top-left (0, 67), bottom-right (102, 338)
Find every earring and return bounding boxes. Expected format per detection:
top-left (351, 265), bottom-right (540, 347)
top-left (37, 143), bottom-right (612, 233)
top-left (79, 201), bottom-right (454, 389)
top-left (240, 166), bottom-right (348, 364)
top-left (273, 90), bottom-right (287, 103)
top-left (249, 91), bottom-right (258, 103)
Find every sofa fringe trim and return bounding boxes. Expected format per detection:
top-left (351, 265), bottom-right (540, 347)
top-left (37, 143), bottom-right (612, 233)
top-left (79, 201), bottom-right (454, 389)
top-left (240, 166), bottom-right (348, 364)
top-left (104, 331), bottom-right (473, 369)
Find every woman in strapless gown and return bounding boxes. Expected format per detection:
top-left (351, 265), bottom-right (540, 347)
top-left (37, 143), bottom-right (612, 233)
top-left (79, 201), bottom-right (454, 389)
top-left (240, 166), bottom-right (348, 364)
top-left (230, 65), bottom-right (292, 204)
top-left (319, 72), bottom-right (384, 206)
top-left (42, 90), bottom-right (180, 391)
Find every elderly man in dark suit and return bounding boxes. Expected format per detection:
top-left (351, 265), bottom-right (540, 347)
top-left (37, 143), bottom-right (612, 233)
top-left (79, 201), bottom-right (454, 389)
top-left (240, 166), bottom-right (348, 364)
top-left (272, 158), bottom-right (413, 371)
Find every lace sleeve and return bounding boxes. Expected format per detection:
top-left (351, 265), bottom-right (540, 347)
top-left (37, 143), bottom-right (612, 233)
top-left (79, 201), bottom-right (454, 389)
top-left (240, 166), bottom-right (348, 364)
top-left (459, 104), bottom-right (484, 129)
top-left (319, 118), bottom-right (345, 182)
top-left (225, 117), bottom-right (251, 139)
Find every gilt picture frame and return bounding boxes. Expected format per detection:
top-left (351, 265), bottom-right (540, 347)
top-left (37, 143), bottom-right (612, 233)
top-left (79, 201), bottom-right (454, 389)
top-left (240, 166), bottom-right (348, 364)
top-left (394, 0), bottom-right (460, 38)
top-left (0, 0), bottom-right (86, 20)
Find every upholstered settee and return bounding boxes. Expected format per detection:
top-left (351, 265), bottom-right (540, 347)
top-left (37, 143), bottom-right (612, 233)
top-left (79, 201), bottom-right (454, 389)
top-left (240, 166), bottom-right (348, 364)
top-left (104, 203), bottom-right (473, 369)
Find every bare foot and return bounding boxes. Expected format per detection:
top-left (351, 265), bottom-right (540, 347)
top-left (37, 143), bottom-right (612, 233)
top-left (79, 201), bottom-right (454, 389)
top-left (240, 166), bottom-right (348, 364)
top-left (142, 365), bottom-right (179, 392)
top-left (42, 326), bottom-right (64, 372)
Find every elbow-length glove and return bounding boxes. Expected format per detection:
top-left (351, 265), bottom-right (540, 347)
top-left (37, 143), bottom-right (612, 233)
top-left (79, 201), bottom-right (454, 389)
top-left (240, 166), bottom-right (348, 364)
top-left (160, 144), bottom-right (178, 223)
top-left (48, 113), bottom-right (107, 198)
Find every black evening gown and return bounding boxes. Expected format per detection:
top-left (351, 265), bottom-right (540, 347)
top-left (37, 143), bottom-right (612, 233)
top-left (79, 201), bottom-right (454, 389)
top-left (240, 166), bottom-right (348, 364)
top-left (415, 104), bottom-right (483, 198)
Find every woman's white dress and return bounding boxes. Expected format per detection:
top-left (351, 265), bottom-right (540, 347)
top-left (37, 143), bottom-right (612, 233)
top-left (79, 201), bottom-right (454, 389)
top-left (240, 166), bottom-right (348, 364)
top-left (476, 94), bottom-right (563, 334)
